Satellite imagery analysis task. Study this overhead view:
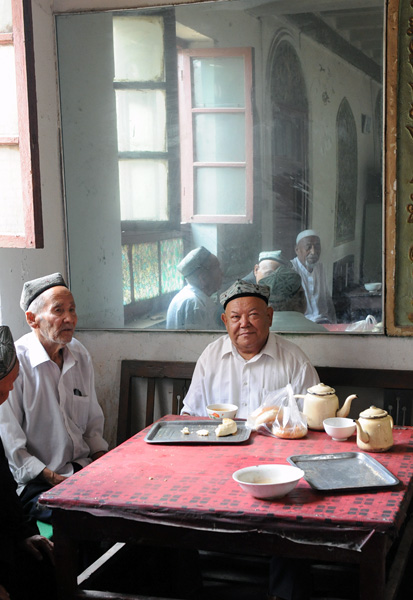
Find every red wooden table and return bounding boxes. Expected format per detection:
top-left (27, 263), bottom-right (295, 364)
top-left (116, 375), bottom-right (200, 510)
top-left (40, 417), bottom-right (413, 599)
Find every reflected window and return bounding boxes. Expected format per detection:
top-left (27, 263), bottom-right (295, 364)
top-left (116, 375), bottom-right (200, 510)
top-left (335, 98), bottom-right (357, 245)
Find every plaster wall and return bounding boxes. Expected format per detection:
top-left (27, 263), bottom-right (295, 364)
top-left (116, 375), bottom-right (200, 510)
top-left (0, 0), bottom-right (410, 450)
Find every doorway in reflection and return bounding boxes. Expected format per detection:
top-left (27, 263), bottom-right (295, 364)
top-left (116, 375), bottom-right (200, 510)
top-left (57, 0), bottom-right (384, 332)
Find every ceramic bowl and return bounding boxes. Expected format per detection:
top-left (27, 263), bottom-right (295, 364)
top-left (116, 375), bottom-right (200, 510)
top-left (206, 403), bottom-right (238, 419)
top-left (364, 282), bottom-right (381, 292)
top-left (323, 417), bottom-right (356, 441)
top-left (232, 464), bottom-right (304, 499)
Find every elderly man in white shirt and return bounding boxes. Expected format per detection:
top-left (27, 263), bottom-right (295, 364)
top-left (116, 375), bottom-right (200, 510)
top-left (181, 279), bottom-right (319, 418)
top-left (291, 229), bottom-right (336, 324)
top-left (181, 279), bottom-right (318, 600)
top-left (0, 273), bottom-right (108, 522)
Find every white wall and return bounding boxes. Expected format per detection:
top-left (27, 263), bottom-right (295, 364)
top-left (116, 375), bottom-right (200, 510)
top-left (0, 0), bottom-right (411, 450)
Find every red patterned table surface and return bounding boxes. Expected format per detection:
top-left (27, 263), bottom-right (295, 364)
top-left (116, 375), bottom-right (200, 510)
top-left (40, 417), bottom-right (413, 535)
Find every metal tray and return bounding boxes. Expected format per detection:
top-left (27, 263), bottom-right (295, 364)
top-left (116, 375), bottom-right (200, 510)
top-left (145, 420), bottom-right (251, 444)
top-left (287, 452), bottom-right (400, 491)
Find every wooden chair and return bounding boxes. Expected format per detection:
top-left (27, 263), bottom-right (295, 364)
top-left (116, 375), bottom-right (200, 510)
top-left (117, 360), bottom-right (195, 445)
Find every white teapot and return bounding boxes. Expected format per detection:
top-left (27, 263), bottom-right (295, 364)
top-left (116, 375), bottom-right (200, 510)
top-left (295, 383), bottom-right (357, 431)
top-left (354, 406), bottom-right (394, 452)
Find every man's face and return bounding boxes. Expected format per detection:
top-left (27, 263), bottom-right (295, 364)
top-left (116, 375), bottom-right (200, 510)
top-left (221, 296), bottom-right (273, 359)
top-left (29, 286), bottom-right (78, 350)
top-left (295, 236), bottom-right (321, 270)
top-left (0, 360), bottom-right (19, 405)
top-left (254, 259), bottom-right (281, 283)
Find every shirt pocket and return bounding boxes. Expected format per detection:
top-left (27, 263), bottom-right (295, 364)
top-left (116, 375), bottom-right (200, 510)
top-left (71, 395), bottom-right (90, 432)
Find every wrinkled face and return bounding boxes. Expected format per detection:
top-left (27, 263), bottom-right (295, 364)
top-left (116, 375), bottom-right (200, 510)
top-left (29, 286), bottom-right (78, 349)
top-left (295, 236), bottom-right (321, 270)
top-left (0, 360), bottom-right (19, 405)
top-left (254, 259), bottom-right (281, 283)
top-left (221, 296), bottom-right (273, 359)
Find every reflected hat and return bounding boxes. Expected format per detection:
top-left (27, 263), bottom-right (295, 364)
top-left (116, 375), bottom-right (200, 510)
top-left (220, 279), bottom-right (270, 309)
top-left (0, 326), bottom-right (17, 380)
top-left (178, 247), bottom-right (212, 278)
top-left (258, 250), bottom-right (289, 265)
top-left (296, 229), bottom-right (319, 245)
top-left (20, 272), bottom-right (68, 312)
top-left (260, 266), bottom-right (302, 302)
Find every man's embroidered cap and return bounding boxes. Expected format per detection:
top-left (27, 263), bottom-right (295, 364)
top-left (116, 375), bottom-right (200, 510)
top-left (220, 279), bottom-right (270, 309)
top-left (0, 326), bottom-right (17, 380)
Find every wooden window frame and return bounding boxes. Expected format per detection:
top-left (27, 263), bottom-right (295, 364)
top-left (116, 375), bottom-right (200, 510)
top-left (179, 47), bottom-right (254, 224)
top-left (0, 0), bottom-right (43, 248)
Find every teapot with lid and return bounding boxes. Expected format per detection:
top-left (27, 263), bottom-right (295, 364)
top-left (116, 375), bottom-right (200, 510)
top-left (354, 406), bottom-right (394, 452)
top-left (295, 383), bottom-right (357, 431)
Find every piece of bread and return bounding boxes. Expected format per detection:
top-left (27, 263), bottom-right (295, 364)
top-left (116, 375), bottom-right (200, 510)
top-left (253, 406), bottom-right (280, 426)
top-left (215, 418), bottom-right (237, 437)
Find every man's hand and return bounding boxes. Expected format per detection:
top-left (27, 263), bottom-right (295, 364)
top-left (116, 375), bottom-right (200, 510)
top-left (0, 585), bottom-right (10, 600)
top-left (21, 535), bottom-right (55, 564)
top-left (91, 450), bottom-right (106, 461)
top-left (42, 467), bottom-right (67, 486)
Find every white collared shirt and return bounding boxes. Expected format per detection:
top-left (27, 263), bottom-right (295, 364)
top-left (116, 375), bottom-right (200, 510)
top-left (291, 257), bottom-right (336, 323)
top-left (181, 333), bottom-right (319, 418)
top-left (0, 332), bottom-right (108, 494)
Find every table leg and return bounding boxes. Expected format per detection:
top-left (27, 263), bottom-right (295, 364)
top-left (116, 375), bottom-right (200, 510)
top-left (53, 521), bottom-right (79, 600)
top-left (359, 533), bottom-right (387, 600)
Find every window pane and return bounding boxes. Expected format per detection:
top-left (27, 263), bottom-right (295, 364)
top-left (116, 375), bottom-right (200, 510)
top-left (119, 159), bottom-right (168, 221)
top-left (195, 167), bottom-right (245, 215)
top-left (132, 243), bottom-right (159, 300)
top-left (0, 0), bottom-right (12, 32)
top-left (0, 45), bottom-right (18, 135)
top-left (160, 238), bottom-right (184, 293)
top-left (192, 57), bottom-right (245, 108)
top-left (113, 16), bottom-right (164, 82)
top-left (122, 245), bottom-right (132, 305)
top-left (0, 146), bottom-right (24, 234)
top-left (116, 89), bottom-right (166, 152)
top-left (194, 113), bottom-right (245, 162)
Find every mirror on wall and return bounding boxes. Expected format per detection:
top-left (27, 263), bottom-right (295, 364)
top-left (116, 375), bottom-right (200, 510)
top-left (57, 0), bottom-right (384, 333)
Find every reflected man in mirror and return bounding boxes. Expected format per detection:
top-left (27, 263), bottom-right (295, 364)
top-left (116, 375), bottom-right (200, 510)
top-left (166, 246), bottom-right (224, 330)
top-left (261, 266), bottom-right (327, 333)
top-left (291, 230), bottom-right (336, 324)
top-left (0, 273), bottom-right (108, 524)
top-left (243, 249), bottom-right (291, 284)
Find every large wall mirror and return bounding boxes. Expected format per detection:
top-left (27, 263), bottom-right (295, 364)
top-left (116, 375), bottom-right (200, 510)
top-left (57, 0), bottom-right (384, 333)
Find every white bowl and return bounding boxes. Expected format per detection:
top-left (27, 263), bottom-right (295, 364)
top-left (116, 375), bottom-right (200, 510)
top-left (206, 403), bottom-right (238, 419)
top-left (232, 464), bottom-right (304, 499)
top-left (364, 282), bottom-right (381, 292)
top-left (323, 417), bottom-right (356, 441)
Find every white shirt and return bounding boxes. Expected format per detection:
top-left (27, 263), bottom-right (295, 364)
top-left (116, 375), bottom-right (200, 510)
top-left (0, 332), bottom-right (108, 494)
top-left (291, 257), bottom-right (336, 323)
top-left (166, 284), bottom-right (222, 330)
top-left (181, 333), bottom-right (319, 418)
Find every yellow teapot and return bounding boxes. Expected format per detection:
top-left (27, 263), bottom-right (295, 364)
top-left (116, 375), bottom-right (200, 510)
top-left (295, 383), bottom-right (357, 430)
top-left (354, 406), bottom-right (394, 452)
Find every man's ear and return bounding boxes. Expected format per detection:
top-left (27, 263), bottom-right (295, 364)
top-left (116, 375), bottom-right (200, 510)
top-left (221, 312), bottom-right (227, 327)
top-left (267, 306), bottom-right (274, 326)
top-left (253, 264), bottom-right (259, 276)
top-left (26, 311), bottom-right (38, 329)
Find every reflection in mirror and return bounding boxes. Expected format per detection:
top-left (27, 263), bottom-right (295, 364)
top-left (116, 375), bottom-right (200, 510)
top-left (57, 0), bottom-right (384, 333)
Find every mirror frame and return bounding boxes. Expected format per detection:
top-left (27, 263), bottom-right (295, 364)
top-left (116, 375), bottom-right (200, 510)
top-left (54, 0), bottom-right (410, 336)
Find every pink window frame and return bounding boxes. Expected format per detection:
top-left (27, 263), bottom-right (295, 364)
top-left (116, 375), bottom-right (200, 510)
top-left (0, 0), bottom-right (43, 248)
top-left (178, 47), bottom-right (253, 224)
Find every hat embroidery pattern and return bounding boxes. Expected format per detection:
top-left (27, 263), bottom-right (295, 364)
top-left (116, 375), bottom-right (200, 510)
top-left (220, 279), bottom-right (270, 309)
top-left (0, 325), bottom-right (17, 380)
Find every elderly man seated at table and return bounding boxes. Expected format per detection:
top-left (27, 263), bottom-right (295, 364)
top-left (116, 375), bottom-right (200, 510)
top-left (0, 326), bottom-right (56, 600)
top-left (166, 246), bottom-right (224, 330)
top-left (181, 278), bottom-right (319, 417)
top-left (0, 273), bottom-right (108, 524)
top-left (260, 266), bottom-right (327, 333)
top-left (181, 279), bottom-right (319, 599)
top-left (291, 230), bottom-right (336, 324)
top-left (243, 249), bottom-right (291, 284)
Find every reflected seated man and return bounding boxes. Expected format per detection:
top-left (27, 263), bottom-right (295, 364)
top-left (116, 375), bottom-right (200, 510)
top-left (243, 250), bottom-right (291, 284)
top-left (166, 246), bottom-right (224, 330)
top-left (291, 230), bottom-right (336, 324)
top-left (261, 266), bottom-right (327, 333)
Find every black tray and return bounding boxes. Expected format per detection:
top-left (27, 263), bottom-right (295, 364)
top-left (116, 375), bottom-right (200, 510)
top-left (287, 452), bottom-right (400, 491)
top-left (145, 419), bottom-right (251, 444)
